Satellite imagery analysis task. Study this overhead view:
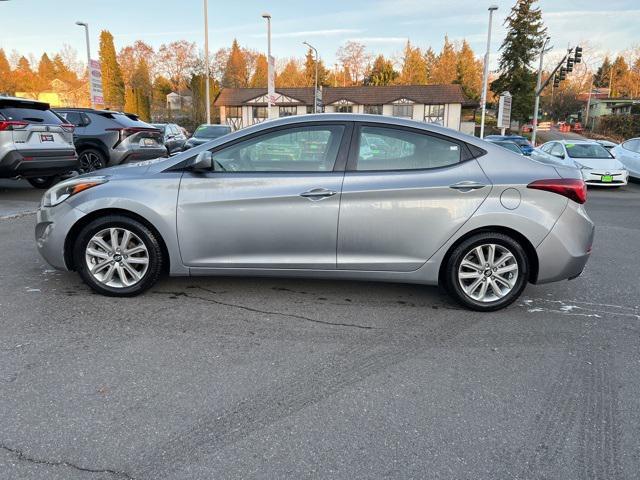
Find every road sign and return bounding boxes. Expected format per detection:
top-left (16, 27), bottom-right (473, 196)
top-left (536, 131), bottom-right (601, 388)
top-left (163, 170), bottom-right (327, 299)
top-left (497, 92), bottom-right (512, 129)
top-left (314, 87), bottom-right (322, 112)
top-left (267, 55), bottom-right (276, 105)
top-left (89, 59), bottom-right (104, 105)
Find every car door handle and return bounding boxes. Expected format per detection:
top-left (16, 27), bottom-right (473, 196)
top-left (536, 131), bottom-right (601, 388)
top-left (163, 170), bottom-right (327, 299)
top-left (300, 188), bottom-right (337, 200)
top-left (449, 181), bottom-right (486, 192)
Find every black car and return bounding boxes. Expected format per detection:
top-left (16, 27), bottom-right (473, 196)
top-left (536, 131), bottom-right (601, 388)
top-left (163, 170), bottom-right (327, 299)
top-left (183, 124), bottom-right (232, 150)
top-left (151, 123), bottom-right (187, 155)
top-left (54, 108), bottom-right (167, 172)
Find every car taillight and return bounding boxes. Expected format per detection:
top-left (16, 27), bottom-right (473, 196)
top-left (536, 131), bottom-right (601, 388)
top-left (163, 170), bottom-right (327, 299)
top-left (60, 123), bottom-right (75, 133)
top-left (106, 127), bottom-right (160, 146)
top-left (527, 178), bottom-right (587, 204)
top-left (0, 120), bottom-right (28, 131)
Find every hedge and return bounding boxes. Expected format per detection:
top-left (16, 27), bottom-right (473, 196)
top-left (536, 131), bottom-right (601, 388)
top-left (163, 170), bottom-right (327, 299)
top-left (595, 114), bottom-right (640, 141)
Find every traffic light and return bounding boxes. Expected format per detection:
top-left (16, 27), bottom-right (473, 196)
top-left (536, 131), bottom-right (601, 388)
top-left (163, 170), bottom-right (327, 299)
top-left (574, 46), bottom-right (583, 63)
top-left (558, 67), bottom-right (567, 81)
top-left (553, 75), bottom-right (560, 88)
top-left (566, 56), bottom-right (574, 72)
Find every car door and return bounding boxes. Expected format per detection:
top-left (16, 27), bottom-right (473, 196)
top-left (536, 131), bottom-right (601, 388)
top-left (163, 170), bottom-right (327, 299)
top-left (337, 123), bottom-right (491, 271)
top-left (177, 122), bottom-right (351, 269)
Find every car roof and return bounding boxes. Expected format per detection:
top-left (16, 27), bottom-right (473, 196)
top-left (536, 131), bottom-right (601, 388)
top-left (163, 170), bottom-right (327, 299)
top-left (53, 107), bottom-right (128, 115)
top-left (0, 96), bottom-right (51, 109)
top-left (556, 139), bottom-right (599, 145)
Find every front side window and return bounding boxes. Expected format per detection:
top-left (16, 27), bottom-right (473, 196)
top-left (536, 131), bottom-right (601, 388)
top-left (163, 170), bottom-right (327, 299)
top-left (279, 106), bottom-right (297, 117)
top-left (210, 125), bottom-right (345, 172)
top-left (550, 143), bottom-right (565, 157)
top-left (392, 104), bottom-right (413, 118)
top-left (424, 104), bottom-right (445, 125)
top-left (356, 126), bottom-right (461, 171)
top-left (364, 105), bottom-right (382, 115)
top-left (226, 106), bottom-right (241, 118)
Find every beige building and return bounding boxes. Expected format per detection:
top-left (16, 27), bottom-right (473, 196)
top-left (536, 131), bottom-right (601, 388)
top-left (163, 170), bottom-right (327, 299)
top-left (214, 85), bottom-right (477, 134)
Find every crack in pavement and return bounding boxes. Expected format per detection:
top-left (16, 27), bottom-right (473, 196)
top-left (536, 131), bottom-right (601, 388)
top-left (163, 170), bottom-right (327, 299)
top-left (0, 444), bottom-right (134, 479)
top-left (151, 286), bottom-right (374, 330)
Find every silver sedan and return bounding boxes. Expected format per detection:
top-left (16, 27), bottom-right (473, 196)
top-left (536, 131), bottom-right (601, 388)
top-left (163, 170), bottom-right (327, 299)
top-left (35, 114), bottom-right (595, 311)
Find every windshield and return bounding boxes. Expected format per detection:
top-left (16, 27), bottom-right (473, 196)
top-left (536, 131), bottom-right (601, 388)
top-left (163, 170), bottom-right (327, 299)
top-left (496, 142), bottom-right (522, 154)
top-left (510, 138), bottom-right (531, 147)
top-left (566, 143), bottom-right (611, 158)
top-left (194, 125), bottom-right (230, 139)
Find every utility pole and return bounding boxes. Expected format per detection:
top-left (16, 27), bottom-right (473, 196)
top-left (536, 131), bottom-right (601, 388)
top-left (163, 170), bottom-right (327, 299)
top-left (203, 0), bottom-right (210, 124)
top-left (479, 5), bottom-right (498, 139)
top-left (584, 75), bottom-right (594, 129)
top-left (531, 36), bottom-right (550, 146)
top-left (75, 21), bottom-right (94, 109)
top-left (303, 41), bottom-right (319, 113)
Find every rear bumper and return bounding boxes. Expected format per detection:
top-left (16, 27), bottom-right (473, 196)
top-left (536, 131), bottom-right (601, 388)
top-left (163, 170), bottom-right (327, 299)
top-left (535, 202), bottom-right (595, 284)
top-left (108, 146), bottom-right (168, 166)
top-left (0, 149), bottom-right (78, 178)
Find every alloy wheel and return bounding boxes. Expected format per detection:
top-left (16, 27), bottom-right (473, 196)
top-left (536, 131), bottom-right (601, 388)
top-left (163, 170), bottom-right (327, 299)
top-left (85, 228), bottom-right (149, 288)
top-left (457, 243), bottom-right (519, 303)
top-left (78, 151), bottom-right (104, 173)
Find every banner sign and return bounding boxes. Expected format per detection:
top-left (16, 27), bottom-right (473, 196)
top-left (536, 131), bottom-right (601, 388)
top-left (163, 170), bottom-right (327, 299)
top-left (89, 59), bottom-right (104, 105)
top-left (267, 55), bottom-right (276, 105)
top-left (497, 92), bottom-right (512, 129)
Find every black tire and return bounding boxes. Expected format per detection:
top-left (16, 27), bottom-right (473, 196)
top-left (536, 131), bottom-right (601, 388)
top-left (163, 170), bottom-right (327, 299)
top-left (73, 215), bottom-right (163, 297)
top-left (77, 148), bottom-right (107, 173)
top-left (444, 232), bottom-right (529, 312)
top-left (27, 176), bottom-right (58, 189)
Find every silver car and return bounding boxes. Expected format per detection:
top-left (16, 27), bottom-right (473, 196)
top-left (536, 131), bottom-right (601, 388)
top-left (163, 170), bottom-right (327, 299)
top-left (611, 138), bottom-right (640, 180)
top-left (35, 114), bottom-right (595, 311)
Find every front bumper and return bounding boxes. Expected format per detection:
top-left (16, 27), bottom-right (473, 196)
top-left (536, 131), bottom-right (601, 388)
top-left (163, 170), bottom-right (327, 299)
top-left (535, 201), bottom-right (595, 284)
top-left (582, 169), bottom-right (628, 186)
top-left (35, 202), bottom-right (86, 270)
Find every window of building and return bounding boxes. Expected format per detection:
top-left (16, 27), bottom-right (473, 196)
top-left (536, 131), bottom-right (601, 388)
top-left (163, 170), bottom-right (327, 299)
top-left (226, 106), bottom-right (241, 118)
top-left (364, 105), bottom-right (383, 115)
top-left (279, 106), bottom-right (297, 117)
top-left (392, 104), bottom-right (413, 118)
top-left (336, 105), bottom-right (353, 113)
top-left (252, 106), bottom-right (268, 119)
top-left (356, 126), bottom-right (461, 171)
top-left (210, 125), bottom-right (345, 172)
top-left (424, 104), bottom-right (445, 125)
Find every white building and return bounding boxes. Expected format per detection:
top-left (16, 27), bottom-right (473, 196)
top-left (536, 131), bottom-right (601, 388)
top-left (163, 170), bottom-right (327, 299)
top-left (214, 85), bottom-right (477, 134)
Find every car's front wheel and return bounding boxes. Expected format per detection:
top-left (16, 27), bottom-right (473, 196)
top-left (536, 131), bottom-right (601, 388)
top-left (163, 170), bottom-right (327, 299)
top-left (444, 232), bottom-right (529, 311)
top-left (74, 215), bottom-right (163, 296)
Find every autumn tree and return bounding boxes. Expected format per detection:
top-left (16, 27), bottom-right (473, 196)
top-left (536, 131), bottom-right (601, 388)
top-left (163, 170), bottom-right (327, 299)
top-left (37, 53), bottom-right (55, 84)
top-left (221, 39), bottom-right (248, 88)
top-left (424, 47), bottom-right (437, 83)
top-left (0, 49), bottom-right (14, 94)
top-left (609, 55), bottom-right (630, 97)
top-left (151, 75), bottom-right (173, 118)
top-left (14, 56), bottom-right (43, 95)
top-left (431, 36), bottom-right (458, 84)
top-left (455, 40), bottom-right (482, 100)
top-left (277, 58), bottom-right (304, 87)
top-left (250, 53), bottom-right (268, 87)
top-left (337, 41), bottom-right (370, 84)
top-left (365, 54), bottom-right (398, 86)
top-left (99, 30), bottom-right (125, 109)
top-left (157, 40), bottom-right (197, 91)
top-left (399, 41), bottom-right (427, 85)
top-left (491, 0), bottom-right (547, 122)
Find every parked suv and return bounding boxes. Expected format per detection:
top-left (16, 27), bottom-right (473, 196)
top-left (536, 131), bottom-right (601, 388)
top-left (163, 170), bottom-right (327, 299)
top-left (151, 123), bottom-right (187, 154)
top-left (54, 108), bottom-right (166, 172)
top-left (182, 124), bottom-right (231, 150)
top-left (0, 97), bottom-right (77, 188)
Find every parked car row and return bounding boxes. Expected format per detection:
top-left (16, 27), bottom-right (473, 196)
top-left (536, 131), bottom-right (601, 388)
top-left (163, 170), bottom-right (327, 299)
top-left (0, 96), bottom-right (235, 188)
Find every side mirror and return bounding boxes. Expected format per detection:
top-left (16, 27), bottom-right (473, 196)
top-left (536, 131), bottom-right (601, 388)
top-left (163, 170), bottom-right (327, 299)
top-left (189, 151), bottom-right (213, 172)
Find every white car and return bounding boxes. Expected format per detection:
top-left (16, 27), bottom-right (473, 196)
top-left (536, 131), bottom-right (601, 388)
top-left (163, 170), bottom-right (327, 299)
top-left (611, 138), bottom-right (640, 180)
top-left (538, 140), bottom-right (628, 187)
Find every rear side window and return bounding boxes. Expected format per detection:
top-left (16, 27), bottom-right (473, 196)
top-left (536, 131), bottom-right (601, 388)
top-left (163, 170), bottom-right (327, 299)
top-left (0, 106), bottom-right (62, 124)
top-left (356, 126), bottom-right (461, 171)
top-left (623, 139), bottom-right (640, 153)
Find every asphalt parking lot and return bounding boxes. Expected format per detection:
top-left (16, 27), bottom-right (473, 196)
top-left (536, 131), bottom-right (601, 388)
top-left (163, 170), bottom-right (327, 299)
top-left (1, 179), bottom-right (639, 479)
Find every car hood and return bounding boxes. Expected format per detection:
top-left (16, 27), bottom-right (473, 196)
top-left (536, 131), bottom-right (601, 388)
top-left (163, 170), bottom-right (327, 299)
top-left (573, 157), bottom-right (625, 170)
top-left (79, 157), bottom-right (170, 179)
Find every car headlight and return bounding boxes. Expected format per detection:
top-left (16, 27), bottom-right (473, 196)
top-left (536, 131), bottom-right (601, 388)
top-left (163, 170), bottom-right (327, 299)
top-left (42, 176), bottom-right (108, 207)
top-left (577, 164), bottom-right (593, 171)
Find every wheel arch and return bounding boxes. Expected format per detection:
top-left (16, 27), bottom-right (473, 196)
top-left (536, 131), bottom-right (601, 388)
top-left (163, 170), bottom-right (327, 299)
top-left (75, 139), bottom-right (110, 160)
top-left (437, 225), bottom-right (539, 285)
top-left (64, 208), bottom-right (171, 274)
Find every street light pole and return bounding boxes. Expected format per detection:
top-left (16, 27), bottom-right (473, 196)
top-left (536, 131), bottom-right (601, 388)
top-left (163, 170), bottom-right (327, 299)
top-left (203, 0), bottom-right (210, 124)
top-left (262, 13), bottom-right (274, 118)
top-left (531, 36), bottom-right (551, 147)
top-left (75, 21), bottom-right (94, 109)
top-left (479, 5), bottom-right (498, 139)
top-left (303, 41), bottom-right (318, 113)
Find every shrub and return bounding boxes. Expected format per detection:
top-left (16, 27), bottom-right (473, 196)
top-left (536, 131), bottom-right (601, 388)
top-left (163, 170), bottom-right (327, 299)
top-left (595, 114), bottom-right (640, 141)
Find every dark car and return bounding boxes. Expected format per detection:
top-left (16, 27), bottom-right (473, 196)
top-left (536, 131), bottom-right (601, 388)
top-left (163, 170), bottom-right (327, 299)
top-left (54, 108), bottom-right (167, 172)
top-left (485, 139), bottom-right (524, 155)
top-left (183, 124), bottom-right (232, 150)
top-left (485, 135), bottom-right (534, 155)
top-left (0, 96), bottom-right (78, 188)
top-left (151, 123), bottom-right (187, 155)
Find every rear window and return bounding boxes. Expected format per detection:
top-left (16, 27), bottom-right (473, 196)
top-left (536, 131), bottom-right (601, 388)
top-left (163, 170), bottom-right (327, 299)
top-left (194, 125), bottom-right (231, 138)
top-left (100, 112), bottom-right (156, 129)
top-left (0, 106), bottom-right (63, 124)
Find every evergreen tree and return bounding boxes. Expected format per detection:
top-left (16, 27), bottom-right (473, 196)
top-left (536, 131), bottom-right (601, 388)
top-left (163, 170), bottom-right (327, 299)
top-left (424, 47), bottom-right (437, 84)
top-left (455, 40), bottom-right (482, 100)
top-left (0, 48), bottom-right (14, 95)
top-left (399, 41), bottom-right (427, 84)
top-left (303, 48), bottom-right (330, 87)
top-left (37, 53), bottom-right (55, 84)
top-left (431, 36), bottom-right (458, 84)
top-left (594, 56), bottom-right (612, 88)
top-left (133, 58), bottom-right (152, 120)
top-left (250, 54), bottom-right (268, 87)
top-left (277, 59), bottom-right (304, 87)
top-left (151, 75), bottom-right (173, 119)
top-left (365, 54), bottom-right (398, 86)
top-left (491, 0), bottom-right (547, 122)
top-left (99, 30), bottom-right (125, 109)
top-left (610, 55), bottom-right (630, 97)
top-left (222, 39), bottom-right (248, 88)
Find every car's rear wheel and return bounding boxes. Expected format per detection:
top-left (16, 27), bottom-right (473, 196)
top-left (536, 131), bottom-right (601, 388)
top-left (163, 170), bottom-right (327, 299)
top-left (74, 215), bottom-right (163, 296)
top-left (78, 148), bottom-right (107, 173)
top-left (27, 176), bottom-right (58, 189)
top-left (444, 232), bottom-right (529, 311)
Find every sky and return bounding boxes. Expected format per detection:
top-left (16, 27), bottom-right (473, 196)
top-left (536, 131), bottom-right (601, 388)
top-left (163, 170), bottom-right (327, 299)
top-left (1, 0), bottom-right (639, 72)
